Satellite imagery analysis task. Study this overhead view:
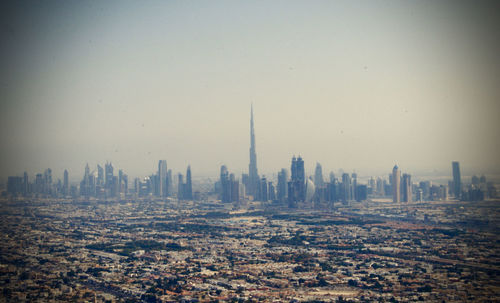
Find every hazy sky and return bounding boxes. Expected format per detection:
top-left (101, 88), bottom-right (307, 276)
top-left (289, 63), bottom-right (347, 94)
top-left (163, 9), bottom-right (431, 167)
top-left (1, 0), bottom-right (499, 180)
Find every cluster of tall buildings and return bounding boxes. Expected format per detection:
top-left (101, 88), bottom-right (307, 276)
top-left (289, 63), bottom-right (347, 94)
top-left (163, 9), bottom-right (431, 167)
top-left (450, 161), bottom-right (497, 201)
top-left (6, 168), bottom-right (64, 197)
top-left (134, 161), bottom-right (193, 200)
top-left (79, 162), bottom-right (128, 198)
top-left (218, 165), bottom-right (241, 203)
top-left (4, 108), bottom-right (497, 204)
top-left (391, 165), bottom-right (412, 203)
top-left (177, 166), bottom-right (193, 200)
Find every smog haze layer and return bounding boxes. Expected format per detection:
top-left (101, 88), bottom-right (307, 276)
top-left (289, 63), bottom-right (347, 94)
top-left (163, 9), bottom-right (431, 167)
top-left (1, 0), bottom-right (499, 179)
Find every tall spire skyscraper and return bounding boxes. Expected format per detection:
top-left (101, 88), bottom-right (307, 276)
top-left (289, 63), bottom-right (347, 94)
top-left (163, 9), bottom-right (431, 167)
top-left (248, 104), bottom-right (260, 199)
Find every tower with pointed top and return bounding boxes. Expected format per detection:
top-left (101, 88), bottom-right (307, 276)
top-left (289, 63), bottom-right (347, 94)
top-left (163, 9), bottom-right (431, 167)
top-left (248, 104), bottom-right (260, 199)
top-left (185, 165), bottom-right (193, 200)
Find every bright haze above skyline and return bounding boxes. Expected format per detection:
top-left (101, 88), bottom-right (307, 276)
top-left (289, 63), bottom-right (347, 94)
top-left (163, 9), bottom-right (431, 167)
top-left (1, 0), bottom-right (499, 179)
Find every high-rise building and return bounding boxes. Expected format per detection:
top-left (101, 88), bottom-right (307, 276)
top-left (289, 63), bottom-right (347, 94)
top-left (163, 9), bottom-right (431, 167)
top-left (288, 156), bottom-right (306, 207)
top-left (220, 165), bottom-right (230, 203)
top-left (419, 181), bottom-right (431, 200)
top-left (23, 171), bottom-right (29, 196)
top-left (268, 181), bottom-right (276, 201)
top-left (118, 169), bottom-right (124, 193)
top-left (44, 168), bottom-right (52, 195)
top-left (277, 168), bottom-right (288, 202)
top-left (167, 169), bottom-right (173, 196)
top-left (230, 173), bottom-right (239, 203)
top-left (122, 174), bottom-right (128, 195)
top-left (402, 173), bottom-right (412, 203)
top-left (327, 181), bottom-right (338, 203)
top-left (314, 163), bottom-right (324, 187)
top-left (158, 160), bottom-right (167, 197)
top-left (452, 161), bottom-right (461, 199)
top-left (416, 188), bottom-right (423, 202)
top-left (97, 164), bottom-right (104, 186)
top-left (80, 163), bottom-right (96, 197)
top-left (260, 177), bottom-right (268, 202)
top-left (178, 173), bottom-right (184, 200)
top-left (185, 165), bottom-right (193, 200)
top-left (220, 165), bottom-right (239, 203)
top-left (291, 156), bottom-right (305, 184)
top-left (376, 177), bottom-right (384, 196)
top-left (392, 165), bottom-right (401, 203)
top-left (105, 162), bottom-right (114, 190)
top-left (351, 173), bottom-right (357, 201)
top-left (355, 184), bottom-right (367, 201)
top-left (63, 169), bottom-right (69, 196)
top-left (35, 173), bottom-right (43, 194)
top-left (111, 175), bottom-right (119, 197)
top-left (329, 172), bottom-right (335, 182)
top-left (341, 173), bottom-right (351, 202)
top-left (248, 104), bottom-right (260, 199)
top-left (7, 176), bottom-right (23, 195)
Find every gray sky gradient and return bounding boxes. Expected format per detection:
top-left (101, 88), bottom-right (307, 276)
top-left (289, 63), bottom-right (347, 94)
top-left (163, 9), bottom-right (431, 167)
top-left (1, 0), bottom-right (499, 180)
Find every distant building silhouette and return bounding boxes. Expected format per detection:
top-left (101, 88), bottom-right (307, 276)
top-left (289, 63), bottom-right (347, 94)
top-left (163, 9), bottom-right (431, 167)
top-left (7, 176), bottom-right (23, 195)
top-left (402, 173), bottom-right (412, 203)
top-left (105, 162), bottom-right (113, 191)
top-left (452, 161), bottom-right (461, 199)
top-left (23, 171), bottom-right (29, 196)
top-left (178, 173), bottom-right (184, 200)
top-left (220, 165), bottom-right (239, 203)
top-left (392, 165), bottom-right (400, 203)
top-left (185, 165), bottom-right (193, 200)
top-left (158, 160), bottom-right (167, 197)
top-left (97, 164), bottom-right (104, 187)
top-left (277, 168), bottom-right (288, 202)
top-left (63, 169), bottom-right (69, 196)
top-left (341, 173), bottom-right (351, 203)
top-left (248, 104), bottom-right (260, 200)
top-left (260, 177), bottom-right (268, 202)
top-left (288, 156), bottom-right (305, 207)
top-left (314, 163), bottom-right (324, 187)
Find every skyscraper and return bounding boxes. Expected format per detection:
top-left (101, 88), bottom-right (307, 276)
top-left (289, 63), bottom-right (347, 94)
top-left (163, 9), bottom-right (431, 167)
top-left (260, 177), bottom-right (268, 202)
top-left (452, 161), bottom-right (461, 199)
top-left (291, 156), bottom-right (305, 184)
top-left (158, 160), bottom-right (167, 197)
top-left (277, 168), bottom-right (288, 202)
top-left (392, 165), bottom-right (401, 203)
top-left (288, 156), bottom-right (306, 207)
top-left (23, 171), bottom-right (29, 196)
top-left (341, 173), bottom-right (351, 203)
top-left (167, 169), bottom-right (173, 196)
top-left (105, 162), bottom-right (114, 190)
top-left (220, 165), bottom-right (239, 203)
top-left (220, 165), bottom-right (230, 203)
top-left (63, 169), bottom-right (69, 196)
top-left (351, 172), bottom-right (357, 201)
top-left (118, 169), bottom-right (124, 193)
top-left (229, 173), bottom-right (239, 203)
top-left (185, 165), bottom-right (193, 200)
top-left (314, 163), bottom-right (324, 187)
top-left (178, 173), bottom-right (184, 200)
top-left (402, 173), bottom-right (412, 203)
top-left (97, 164), bottom-right (104, 186)
top-left (248, 104), bottom-right (260, 199)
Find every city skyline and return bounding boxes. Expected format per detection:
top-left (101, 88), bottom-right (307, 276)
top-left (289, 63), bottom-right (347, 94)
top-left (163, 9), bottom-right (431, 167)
top-left (1, 1), bottom-right (500, 179)
top-left (1, 2), bottom-right (499, 301)
top-left (0, 102), bottom-right (498, 181)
